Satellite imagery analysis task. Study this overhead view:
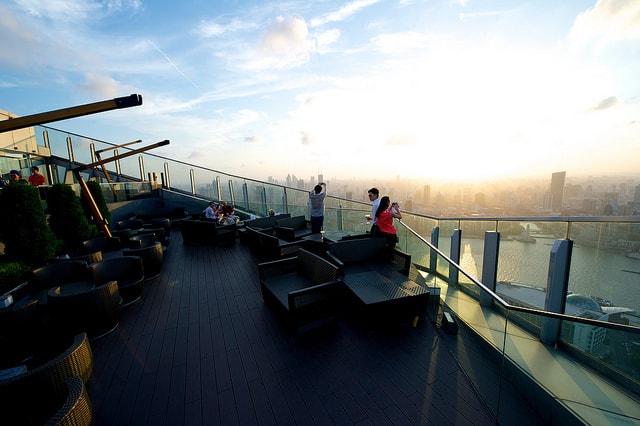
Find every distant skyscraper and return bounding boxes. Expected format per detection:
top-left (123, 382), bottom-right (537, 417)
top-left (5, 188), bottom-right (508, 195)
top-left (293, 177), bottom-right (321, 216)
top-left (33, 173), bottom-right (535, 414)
top-left (543, 192), bottom-right (553, 210)
top-left (550, 171), bottom-right (566, 213)
top-left (423, 185), bottom-right (431, 205)
top-left (318, 173), bottom-right (324, 183)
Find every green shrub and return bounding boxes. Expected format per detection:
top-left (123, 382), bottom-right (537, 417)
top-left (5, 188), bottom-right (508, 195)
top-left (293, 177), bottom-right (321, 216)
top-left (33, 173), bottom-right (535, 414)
top-left (46, 183), bottom-right (98, 254)
top-left (0, 183), bottom-right (60, 264)
top-left (0, 260), bottom-right (31, 295)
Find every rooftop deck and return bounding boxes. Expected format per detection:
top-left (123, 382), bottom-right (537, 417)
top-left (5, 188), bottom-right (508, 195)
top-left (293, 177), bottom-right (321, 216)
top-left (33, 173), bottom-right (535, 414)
top-left (88, 230), bottom-right (544, 425)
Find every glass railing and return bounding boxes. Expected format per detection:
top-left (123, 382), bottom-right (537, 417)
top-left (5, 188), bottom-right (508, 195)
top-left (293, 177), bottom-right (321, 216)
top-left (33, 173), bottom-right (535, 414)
top-left (35, 124), bottom-right (640, 422)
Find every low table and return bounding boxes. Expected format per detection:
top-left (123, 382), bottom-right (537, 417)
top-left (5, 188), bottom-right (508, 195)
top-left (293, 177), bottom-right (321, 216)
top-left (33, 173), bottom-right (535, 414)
top-left (341, 270), bottom-right (429, 323)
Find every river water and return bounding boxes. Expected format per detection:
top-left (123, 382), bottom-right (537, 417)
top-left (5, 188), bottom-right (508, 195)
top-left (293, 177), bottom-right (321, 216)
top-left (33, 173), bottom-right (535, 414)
top-left (430, 236), bottom-right (640, 314)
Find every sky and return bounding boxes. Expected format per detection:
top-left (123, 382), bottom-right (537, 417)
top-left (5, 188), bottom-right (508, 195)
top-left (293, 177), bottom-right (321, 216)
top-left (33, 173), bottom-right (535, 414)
top-left (0, 0), bottom-right (639, 184)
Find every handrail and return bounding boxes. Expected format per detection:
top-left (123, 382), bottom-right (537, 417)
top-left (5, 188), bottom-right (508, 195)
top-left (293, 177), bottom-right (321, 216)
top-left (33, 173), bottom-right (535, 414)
top-left (398, 220), bottom-right (640, 335)
top-left (34, 123), bottom-right (640, 225)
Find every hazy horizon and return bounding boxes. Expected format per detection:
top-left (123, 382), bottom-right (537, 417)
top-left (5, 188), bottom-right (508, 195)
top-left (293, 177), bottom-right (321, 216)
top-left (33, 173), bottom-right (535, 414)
top-left (1, 1), bottom-right (638, 182)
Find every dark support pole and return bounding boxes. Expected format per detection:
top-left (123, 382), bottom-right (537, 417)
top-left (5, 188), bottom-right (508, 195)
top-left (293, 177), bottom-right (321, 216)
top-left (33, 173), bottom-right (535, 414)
top-left (541, 239), bottom-right (573, 345)
top-left (449, 229), bottom-right (461, 286)
top-left (480, 231), bottom-right (500, 307)
top-left (430, 226), bottom-right (439, 272)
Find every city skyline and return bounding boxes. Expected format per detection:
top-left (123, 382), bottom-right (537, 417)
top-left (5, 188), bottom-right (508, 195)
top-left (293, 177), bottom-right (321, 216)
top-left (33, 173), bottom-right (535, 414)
top-left (1, 1), bottom-right (639, 182)
top-left (263, 169), bottom-right (640, 216)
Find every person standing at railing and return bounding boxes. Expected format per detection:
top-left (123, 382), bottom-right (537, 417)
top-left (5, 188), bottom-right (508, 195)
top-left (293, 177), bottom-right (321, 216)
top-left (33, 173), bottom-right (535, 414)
top-left (375, 196), bottom-right (401, 248)
top-left (28, 166), bottom-right (46, 186)
top-left (366, 187), bottom-right (380, 236)
top-left (8, 170), bottom-right (26, 184)
top-left (309, 182), bottom-right (326, 233)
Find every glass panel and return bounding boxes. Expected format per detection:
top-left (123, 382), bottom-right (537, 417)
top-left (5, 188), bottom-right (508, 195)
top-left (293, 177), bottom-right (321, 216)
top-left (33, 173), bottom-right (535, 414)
top-left (568, 221), bottom-right (640, 315)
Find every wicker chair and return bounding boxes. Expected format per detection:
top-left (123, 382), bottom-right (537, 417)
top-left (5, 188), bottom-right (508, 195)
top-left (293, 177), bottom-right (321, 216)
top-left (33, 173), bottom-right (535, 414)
top-left (110, 228), bottom-right (134, 245)
top-left (90, 256), bottom-right (145, 306)
top-left (128, 233), bottom-right (157, 249)
top-left (0, 298), bottom-right (41, 366)
top-left (80, 236), bottom-right (122, 257)
top-left (48, 281), bottom-right (121, 339)
top-left (151, 217), bottom-right (171, 237)
top-left (123, 242), bottom-right (164, 280)
top-left (30, 260), bottom-right (92, 293)
top-left (47, 251), bottom-right (103, 267)
top-left (115, 218), bottom-right (144, 231)
top-left (45, 376), bottom-right (92, 426)
top-left (0, 333), bottom-right (93, 425)
top-left (137, 226), bottom-right (170, 247)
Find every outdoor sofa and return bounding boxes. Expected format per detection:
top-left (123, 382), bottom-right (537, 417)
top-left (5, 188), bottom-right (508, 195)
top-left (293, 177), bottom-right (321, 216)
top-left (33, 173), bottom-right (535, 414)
top-left (134, 206), bottom-right (191, 228)
top-left (258, 248), bottom-right (342, 333)
top-left (180, 219), bottom-right (236, 246)
top-left (275, 215), bottom-right (313, 241)
top-left (246, 226), bottom-right (301, 262)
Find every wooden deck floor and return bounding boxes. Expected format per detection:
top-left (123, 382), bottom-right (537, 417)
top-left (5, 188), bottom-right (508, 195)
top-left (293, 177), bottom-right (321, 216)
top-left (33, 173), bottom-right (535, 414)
top-left (88, 230), bottom-right (545, 425)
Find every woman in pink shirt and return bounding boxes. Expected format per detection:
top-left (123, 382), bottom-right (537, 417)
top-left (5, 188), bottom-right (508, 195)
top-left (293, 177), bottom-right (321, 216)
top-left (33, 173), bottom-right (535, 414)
top-left (374, 196), bottom-right (402, 248)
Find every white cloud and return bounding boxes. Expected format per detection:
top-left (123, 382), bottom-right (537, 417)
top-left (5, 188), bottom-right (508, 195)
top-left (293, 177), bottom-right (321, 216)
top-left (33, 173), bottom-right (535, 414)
top-left (316, 29), bottom-right (341, 53)
top-left (14, 0), bottom-right (140, 22)
top-left (310, 0), bottom-right (381, 27)
top-left (570, 0), bottom-right (640, 45)
top-left (236, 16), bottom-right (316, 70)
top-left (76, 72), bottom-right (125, 98)
top-left (196, 18), bottom-right (259, 38)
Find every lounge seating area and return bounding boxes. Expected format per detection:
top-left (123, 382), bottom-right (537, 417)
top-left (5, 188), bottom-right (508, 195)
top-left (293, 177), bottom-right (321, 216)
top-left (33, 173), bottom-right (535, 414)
top-left (258, 248), bottom-right (342, 333)
top-left (0, 216), bottom-right (174, 425)
top-left (0, 332), bottom-right (93, 425)
top-left (133, 206), bottom-right (191, 228)
top-left (254, 235), bottom-right (430, 331)
top-left (180, 219), bottom-right (237, 246)
top-left (274, 215), bottom-right (313, 241)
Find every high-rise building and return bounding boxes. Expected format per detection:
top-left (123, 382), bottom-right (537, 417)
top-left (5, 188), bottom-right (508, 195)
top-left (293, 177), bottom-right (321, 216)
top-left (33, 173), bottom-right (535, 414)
top-left (633, 185), bottom-right (640, 214)
top-left (550, 171), bottom-right (566, 213)
top-left (423, 185), bottom-right (431, 205)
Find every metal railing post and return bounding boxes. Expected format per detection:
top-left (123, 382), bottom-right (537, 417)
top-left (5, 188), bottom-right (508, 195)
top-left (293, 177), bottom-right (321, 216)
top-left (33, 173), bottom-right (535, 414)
top-left (66, 136), bottom-right (74, 163)
top-left (449, 229), bottom-right (461, 286)
top-left (480, 231), bottom-right (500, 307)
top-left (163, 162), bottom-right (171, 188)
top-left (430, 226), bottom-right (439, 272)
top-left (190, 169), bottom-right (196, 195)
top-left (138, 156), bottom-right (145, 181)
top-left (541, 239), bottom-right (573, 345)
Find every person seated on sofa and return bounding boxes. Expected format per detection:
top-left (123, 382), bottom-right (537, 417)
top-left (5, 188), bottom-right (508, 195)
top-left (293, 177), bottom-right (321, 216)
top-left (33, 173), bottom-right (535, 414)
top-left (217, 200), bottom-right (238, 225)
top-left (203, 201), bottom-right (217, 221)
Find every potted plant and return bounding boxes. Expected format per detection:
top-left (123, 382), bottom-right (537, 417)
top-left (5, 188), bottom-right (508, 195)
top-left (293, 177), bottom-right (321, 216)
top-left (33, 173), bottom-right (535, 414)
top-left (46, 183), bottom-right (98, 255)
top-left (0, 183), bottom-right (60, 267)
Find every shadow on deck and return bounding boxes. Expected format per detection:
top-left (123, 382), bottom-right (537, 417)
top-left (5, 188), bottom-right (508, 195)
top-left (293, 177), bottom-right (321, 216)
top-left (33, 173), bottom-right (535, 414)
top-left (88, 230), bottom-right (544, 425)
